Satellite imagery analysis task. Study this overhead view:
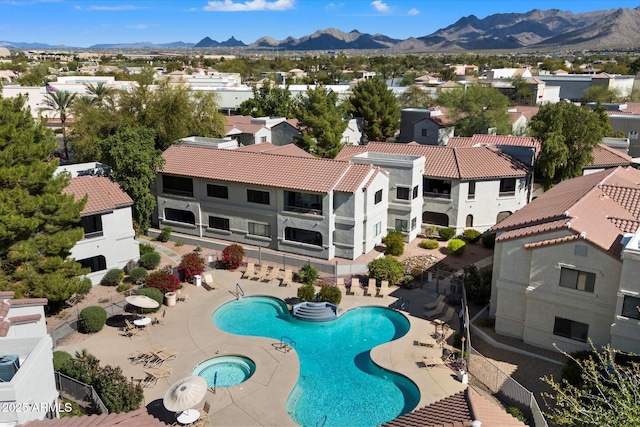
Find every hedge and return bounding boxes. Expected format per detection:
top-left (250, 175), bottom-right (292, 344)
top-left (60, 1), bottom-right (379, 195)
top-left (128, 267), bottom-right (148, 285)
top-left (438, 227), bottom-right (456, 241)
top-left (368, 256), bottom-right (404, 285)
top-left (101, 268), bottom-right (124, 286)
top-left (462, 229), bottom-right (482, 243)
top-left (138, 251), bottom-right (161, 270)
top-left (297, 284), bottom-right (315, 302)
top-left (448, 238), bottom-right (466, 256)
top-left (319, 285), bottom-right (342, 305)
top-left (78, 306), bottom-right (107, 333)
top-left (383, 231), bottom-right (405, 256)
top-left (419, 239), bottom-right (439, 249)
top-left (53, 351), bottom-right (73, 371)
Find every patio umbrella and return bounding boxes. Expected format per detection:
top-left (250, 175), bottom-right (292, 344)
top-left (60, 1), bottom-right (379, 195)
top-left (125, 295), bottom-right (160, 314)
top-left (163, 376), bottom-right (208, 412)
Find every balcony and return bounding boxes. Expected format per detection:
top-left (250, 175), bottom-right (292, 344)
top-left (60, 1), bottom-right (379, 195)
top-left (423, 191), bottom-right (450, 199)
top-left (283, 205), bottom-right (322, 216)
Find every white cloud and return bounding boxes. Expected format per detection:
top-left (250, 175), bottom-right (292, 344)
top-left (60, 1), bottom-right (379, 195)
top-left (371, 0), bottom-right (389, 13)
top-left (407, 8), bottom-right (419, 16)
top-left (204, 0), bottom-right (295, 12)
top-left (125, 24), bottom-right (152, 29)
top-left (78, 4), bottom-right (146, 11)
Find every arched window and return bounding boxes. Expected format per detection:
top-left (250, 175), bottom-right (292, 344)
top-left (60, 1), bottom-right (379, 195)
top-left (466, 214), bottom-right (473, 228)
top-left (422, 211), bottom-right (449, 227)
top-left (496, 211), bottom-right (512, 223)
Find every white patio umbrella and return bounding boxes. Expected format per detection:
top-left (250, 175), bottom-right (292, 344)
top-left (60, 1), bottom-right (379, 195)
top-left (125, 295), bottom-right (160, 314)
top-left (163, 376), bottom-right (208, 412)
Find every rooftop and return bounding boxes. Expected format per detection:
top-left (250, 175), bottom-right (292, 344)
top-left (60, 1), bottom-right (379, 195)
top-left (63, 176), bottom-right (133, 216)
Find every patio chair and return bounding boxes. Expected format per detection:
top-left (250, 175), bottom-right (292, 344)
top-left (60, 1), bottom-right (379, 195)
top-left (202, 273), bottom-right (216, 289)
top-left (280, 269), bottom-right (292, 287)
top-left (336, 277), bottom-right (347, 295)
top-left (367, 278), bottom-right (377, 296)
top-left (130, 350), bottom-right (153, 365)
top-left (420, 357), bottom-right (445, 368)
top-left (242, 262), bottom-right (255, 279)
top-left (435, 306), bottom-right (456, 324)
top-left (423, 294), bottom-right (446, 310)
top-left (417, 336), bottom-right (436, 347)
top-left (197, 401), bottom-right (211, 425)
top-left (377, 280), bottom-right (390, 298)
top-left (254, 265), bottom-right (268, 281)
top-left (348, 277), bottom-right (360, 296)
top-left (261, 266), bottom-right (275, 283)
top-left (141, 367), bottom-right (172, 388)
top-left (423, 301), bottom-right (447, 319)
top-left (124, 319), bottom-right (142, 339)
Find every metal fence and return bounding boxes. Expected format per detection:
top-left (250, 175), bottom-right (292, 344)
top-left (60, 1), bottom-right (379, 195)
top-left (55, 371), bottom-right (108, 415)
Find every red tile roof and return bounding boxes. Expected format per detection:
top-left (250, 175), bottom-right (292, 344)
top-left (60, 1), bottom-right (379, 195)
top-left (491, 167), bottom-right (640, 255)
top-left (63, 176), bottom-right (133, 216)
top-left (588, 144), bottom-right (632, 168)
top-left (383, 388), bottom-right (525, 427)
top-left (336, 142), bottom-right (530, 179)
top-left (0, 297), bottom-right (47, 337)
top-left (23, 408), bottom-right (166, 426)
top-left (235, 142), bottom-right (313, 158)
top-left (161, 144), bottom-right (376, 194)
top-left (447, 134), bottom-right (541, 155)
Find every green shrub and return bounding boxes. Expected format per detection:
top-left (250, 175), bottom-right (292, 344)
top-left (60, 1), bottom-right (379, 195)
top-left (438, 227), bottom-right (456, 241)
top-left (59, 400), bottom-right (83, 418)
top-left (116, 283), bottom-right (132, 294)
top-left (482, 233), bottom-right (496, 249)
top-left (101, 268), bottom-right (124, 286)
top-left (53, 351), bottom-right (73, 371)
top-left (507, 406), bottom-right (528, 423)
top-left (145, 270), bottom-right (180, 295)
top-left (78, 277), bottom-right (92, 296)
top-left (462, 229), bottom-right (482, 243)
top-left (447, 238), bottom-right (465, 255)
top-left (158, 226), bottom-right (172, 242)
top-left (177, 252), bottom-right (205, 282)
top-left (368, 256), bottom-right (404, 285)
top-left (419, 239), bottom-right (439, 249)
top-left (135, 287), bottom-right (163, 313)
top-left (464, 265), bottom-right (492, 305)
top-left (383, 231), bottom-right (405, 256)
top-left (174, 241), bottom-right (184, 247)
top-left (128, 267), bottom-right (148, 285)
top-left (138, 251), bottom-right (161, 270)
top-left (319, 285), bottom-right (342, 305)
top-left (139, 243), bottom-right (156, 256)
top-left (221, 244), bottom-right (244, 270)
top-left (195, 245), bottom-right (203, 253)
top-left (78, 306), bottom-right (107, 333)
top-left (297, 284), bottom-right (315, 301)
top-left (297, 264), bottom-right (318, 286)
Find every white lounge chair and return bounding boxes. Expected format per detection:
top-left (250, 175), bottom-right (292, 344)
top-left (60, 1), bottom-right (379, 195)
top-left (242, 262), bottom-right (255, 279)
top-left (423, 294), bottom-right (445, 310)
top-left (423, 301), bottom-right (447, 319)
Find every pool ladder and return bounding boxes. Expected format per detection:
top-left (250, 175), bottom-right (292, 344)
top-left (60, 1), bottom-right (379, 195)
top-left (316, 415), bottom-right (327, 427)
top-left (235, 283), bottom-right (245, 300)
top-left (279, 336), bottom-right (296, 353)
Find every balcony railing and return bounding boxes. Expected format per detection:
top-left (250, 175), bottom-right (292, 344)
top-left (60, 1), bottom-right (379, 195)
top-left (284, 205), bottom-right (322, 216)
top-left (498, 191), bottom-right (516, 197)
top-left (423, 191), bottom-right (451, 199)
top-left (83, 231), bottom-right (104, 239)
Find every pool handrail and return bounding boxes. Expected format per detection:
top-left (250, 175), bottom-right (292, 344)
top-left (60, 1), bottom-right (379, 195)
top-left (235, 283), bottom-right (245, 300)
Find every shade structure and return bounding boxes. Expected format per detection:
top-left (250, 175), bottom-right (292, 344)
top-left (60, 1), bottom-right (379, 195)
top-left (163, 376), bottom-right (208, 412)
top-left (125, 295), bottom-right (160, 310)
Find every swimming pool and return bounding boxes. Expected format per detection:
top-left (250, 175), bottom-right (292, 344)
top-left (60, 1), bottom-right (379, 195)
top-left (193, 355), bottom-right (256, 388)
top-left (212, 296), bottom-right (420, 427)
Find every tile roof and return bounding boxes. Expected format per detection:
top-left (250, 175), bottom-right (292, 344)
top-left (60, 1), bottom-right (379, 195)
top-left (235, 142), bottom-right (313, 158)
top-left (588, 144), bottom-right (632, 168)
top-left (447, 134), bottom-right (541, 155)
top-left (23, 408), bottom-right (166, 426)
top-left (491, 167), bottom-right (640, 255)
top-left (0, 297), bottom-right (47, 337)
top-left (336, 142), bottom-right (530, 180)
top-left (63, 176), bottom-right (133, 216)
top-left (161, 144), bottom-right (376, 194)
top-left (383, 388), bottom-right (525, 427)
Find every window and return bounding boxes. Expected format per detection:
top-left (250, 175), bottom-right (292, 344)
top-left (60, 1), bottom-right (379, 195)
top-left (468, 181), bottom-right (476, 200)
top-left (411, 217), bottom-right (417, 231)
top-left (629, 130), bottom-right (638, 140)
top-left (621, 295), bottom-right (640, 320)
top-left (247, 189), bottom-right (270, 205)
top-left (260, 136), bottom-right (267, 143)
top-left (78, 255), bottom-right (106, 272)
top-left (81, 214), bottom-right (103, 238)
top-left (499, 178), bottom-right (516, 196)
top-left (207, 184), bottom-right (228, 199)
top-left (553, 317), bottom-right (589, 342)
top-left (374, 189), bottom-right (383, 205)
top-left (466, 214), bottom-right (473, 228)
top-left (284, 191), bottom-right (322, 214)
top-left (209, 216), bottom-right (229, 231)
top-left (496, 211), bottom-right (511, 223)
top-left (412, 185), bottom-right (419, 199)
top-left (162, 175), bottom-right (193, 197)
top-left (164, 208), bottom-right (195, 225)
top-left (559, 267), bottom-right (595, 293)
top-left (395, 219), bottom-right (408, 232)
top-left (374, 222), bottom-right (382, 236)
top-left (396, 187), bottom-right (410, 200)
top-left (248, 222), bottom-right (270, 237)
top-left (423, 178), bottom-right (451, 199)
top-left (285, 227), bottom-right (322, 246)
top-left (421, 128), bottom-right (430, 137)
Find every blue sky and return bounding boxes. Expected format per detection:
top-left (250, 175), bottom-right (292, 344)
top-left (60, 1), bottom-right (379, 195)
top-left (1, 0), bottom-right (638, 47)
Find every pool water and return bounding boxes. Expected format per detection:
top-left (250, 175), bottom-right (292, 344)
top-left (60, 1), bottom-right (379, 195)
top-left (212, 296), bottom-right (420, 427)
top-left (193, 356), bottom-right (256, 388)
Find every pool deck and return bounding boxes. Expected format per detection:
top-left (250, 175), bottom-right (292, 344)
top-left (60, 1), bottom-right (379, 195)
top-left (58, 268), bottom-right (466, 426)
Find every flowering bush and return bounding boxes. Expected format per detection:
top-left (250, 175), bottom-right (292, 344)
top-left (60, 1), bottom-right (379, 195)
top-left (146, 270), bottom-right (180, 294)
top-left (221, 244), bottom-right (245, 270)
top-left (452, 358), bottom-right (467, 372)
top-left (177, 252), bottom-right (205, 282)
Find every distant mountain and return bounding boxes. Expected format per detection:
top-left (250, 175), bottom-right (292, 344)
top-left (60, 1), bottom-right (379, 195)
top-left (194, 36), bottom-right (246, 48)
top-left (0, 41), bottom-right (73, 49)
top-left (88, 41), bottom-right (195, 49)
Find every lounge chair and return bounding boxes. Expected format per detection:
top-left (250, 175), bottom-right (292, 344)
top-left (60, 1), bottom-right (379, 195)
top-left (197, 401), bottom-right (211, 425)
top-left (423, 301), bottom-right (447, 319)
top-left (202, 273), bottom-right (216, 289)
top-left (242, 262), bottom-right (255, 279)
top-left (253, 264), bottom-right (268, 280)
top-left (336, 278), bottom-right (347, 295)
top-left (130, 350), bottom-right (153, 365)
top-left (435, 306), bottom-right (456, 324)
top-left (124, 319), bottom-right (142, 338)
top-left (421, 357), bottom-right (445, 368)
top-left (141, 367), bottom-right (172, 388)
top-left (377, 280), bottom-right (390, 298)
top-left (417, 336), bottom-right (436, 347)
top-left (261, 266), bottom-right (275, 283)
top-left (367, 278), bottom-right (377, 296)
top-left (423, 294), bottom-right (446, 310)
top-left (280, 269), bottom-right (292, 287)
top-left (349, 277), bottom-right (360, 296)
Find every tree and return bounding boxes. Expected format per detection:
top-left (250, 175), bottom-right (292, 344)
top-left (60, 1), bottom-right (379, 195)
top-left (397, 85), bottom-right (437, 109)
top-left (529, 102), bottom-right (612, 189)
top-left (96, 125), bottom-right (163, 233)
top-left (84, 82), bottom-right (115, 107)
top-left (295, 85), bottom-right (347, 158)
top-left (237, 81), bottom-right (296, 118)
top-left (40, 89), bottom-right (77, 159)
top-left (348, 78), bottom-right (400, 142)
top-left (509, 77), bottom-right (534, 105)
top-left (437, 85), bottom-right (511, 136)
top-left (0, 95), bottom-right (87, 311)
top-left (582, 85), bottom-right (621, 104)
top-left (542, 341), bottom-right (640, 426)
top-left (368, 256), bottom-right (404, 286)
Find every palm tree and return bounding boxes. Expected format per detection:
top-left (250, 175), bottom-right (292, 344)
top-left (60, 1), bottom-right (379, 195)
top-left (40, 90), bottom-right (77, 160)
top-left (85, 82), bottom-right (114, 106)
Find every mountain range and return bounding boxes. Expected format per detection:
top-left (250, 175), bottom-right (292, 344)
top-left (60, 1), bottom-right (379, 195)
top-left (2, 7), bottom-right (640, 51)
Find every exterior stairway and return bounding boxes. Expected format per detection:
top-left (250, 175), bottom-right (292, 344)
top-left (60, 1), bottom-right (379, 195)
top-left (292, 302), bottom-right (338, 322)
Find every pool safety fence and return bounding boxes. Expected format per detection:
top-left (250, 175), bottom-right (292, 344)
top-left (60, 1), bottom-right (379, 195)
top-left (55, 371), bottom-right (109, 415)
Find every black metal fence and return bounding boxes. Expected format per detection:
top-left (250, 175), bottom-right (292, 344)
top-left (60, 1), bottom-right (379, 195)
top-left (55, 371), bottom-right (108, 415)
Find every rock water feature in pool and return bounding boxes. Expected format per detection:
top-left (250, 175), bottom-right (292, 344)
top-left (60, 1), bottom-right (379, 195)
top-left (193, 355), bottom-right (256, 388)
